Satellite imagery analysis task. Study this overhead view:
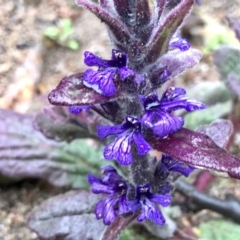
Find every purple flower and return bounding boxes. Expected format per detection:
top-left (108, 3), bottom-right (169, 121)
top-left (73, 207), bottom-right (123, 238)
top-left (157, 154), bottom-right (195, 177)
top-left (169, 37), bottom-right (190, 51)
top-left (97, 116), bottom-right (152, 165)
top-left (128, 184), bottom-right (171, 225)
top-left (83, 49), bottom-right (141, 97)
top-left (88, 166), bottom-right (130, 225)
top-left (69, 105), bottom-right (90, 114)
top-left (141, 87), bottom-right (206, 138)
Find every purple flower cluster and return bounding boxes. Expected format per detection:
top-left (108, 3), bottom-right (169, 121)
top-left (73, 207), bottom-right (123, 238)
top-left (50, 0), bottom-right (205, 227)
top-left (82, 50), bottom-right (144, 97)
top-left (97, 86), bottom-right (205, 165)
top-left (88, 166), bottom-right (129, 225)
top-left (88, 152), bottom-right (195, 225)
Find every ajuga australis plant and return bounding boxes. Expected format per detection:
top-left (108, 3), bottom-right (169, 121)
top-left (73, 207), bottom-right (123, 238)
top-left (26, 0), bottom-right (240, 239)
top-left (48, 0), bottom-right (207, 226)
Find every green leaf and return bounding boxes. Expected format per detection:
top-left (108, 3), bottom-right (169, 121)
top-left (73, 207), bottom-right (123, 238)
top-left (200, 220), bottom-right (240, 240)
top-left (51, 139), bottom-right (105, 188)
top-left (44, 27), bottom-right (60, 39)
top-left (203, 33), bottom-right (228, 53)
top-left (67, 40), bottom-right (79, 50)
top-left (60, 18), bottom-right (72, 30)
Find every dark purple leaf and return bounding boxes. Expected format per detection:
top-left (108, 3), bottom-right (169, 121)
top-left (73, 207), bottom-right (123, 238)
top-left (34, 106), bottom-right (99, 142)
top-left (0, 109), bottom-right (104, 188)
top-left (150, 128), bottom-right (240, 179)
top-left (144, 0), bottom-right (194, 65)
top-left (75, 0), bottom-right (132, 48)
top-left (135, 0), bottom-right (151, 26)
top-left (99, 0), bottom-right (111, 8)
top-left (112, 0), bottom-right (129, 22)
top-left (152, 0), bottom-right (166, 23)
top-left (197, 119), bottom-right (233, 148)
top-left (48, 73), bottom-right (120, 106)
top-left (147, 48), bottom-right (201, 86)
top-left (28, 190), bottom-right (106, 240)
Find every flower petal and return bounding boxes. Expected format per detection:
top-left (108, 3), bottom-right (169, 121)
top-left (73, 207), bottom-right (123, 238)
top-left (161, 87), bottom-right (186, 101)
top-left (102, 195), bottom-right (118, 225)
top-left (118, 194), bottom-right (131, 215)
top-left (137, 199), bottom-right (165, 225)
top-left (83, 69), bottom-right (117, 96)
top-left (102, 165), bottom-right (116, 172)
top-left (102, 169), bottom-right (124, 186)
top-left (97, 124), bottom-right (125, 139)
top-left (69, 105), bottom-right (90, 114)
top-left (160, 87), bottom-right (206, 112)
top-left (162, 155), bottom-right (195, 177)
top-left (84, 51), bottom-right (111, 68)
top-left (118, 67), bottom-right (135, 79)
top-left (133, 132), bottom-right (152, 155)
top-left (104, 134), bottom-right (133, 165)
top-left (143, 110), bottom-right (184, 138)
top-left (87, 173), bottom-right (101, 185)
top-left (161, 98), bottom-right (206, 112)
top-left (170, 37), bottom-right (190, 51)
top-left (95, 200), bottom-right (105, 220)
top-left (91, 181), bottom-right (116, 194)
top-left (128, 199), bottom-right (141, 213)
top-left (150, 193), bottom-right (172, 207)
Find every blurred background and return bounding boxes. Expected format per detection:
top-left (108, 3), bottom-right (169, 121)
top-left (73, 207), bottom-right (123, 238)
top-left (1, 0), bottom-right (240, 239)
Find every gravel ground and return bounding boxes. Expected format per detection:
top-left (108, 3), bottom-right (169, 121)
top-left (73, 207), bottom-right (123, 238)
top-left (0, 181), bottom-right (65, 240)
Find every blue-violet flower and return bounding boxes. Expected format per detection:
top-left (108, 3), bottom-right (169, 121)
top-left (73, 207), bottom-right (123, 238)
top-left (128, 184), bottom-right (172, 225)
top-left (141, 87), bottom-right (206, 138)
top-left (83, 49), bottom-right (142, 97)
top-left (169, 37), bottom-right (190, 51)
top-left (97, 116), bottom-right (152, 165)
top-left (69, 105), bottom-right (90, 114)
top-left (88, 166), bottom-right (130, 225)
top-left (157, 154), bottom-right (195, 177)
